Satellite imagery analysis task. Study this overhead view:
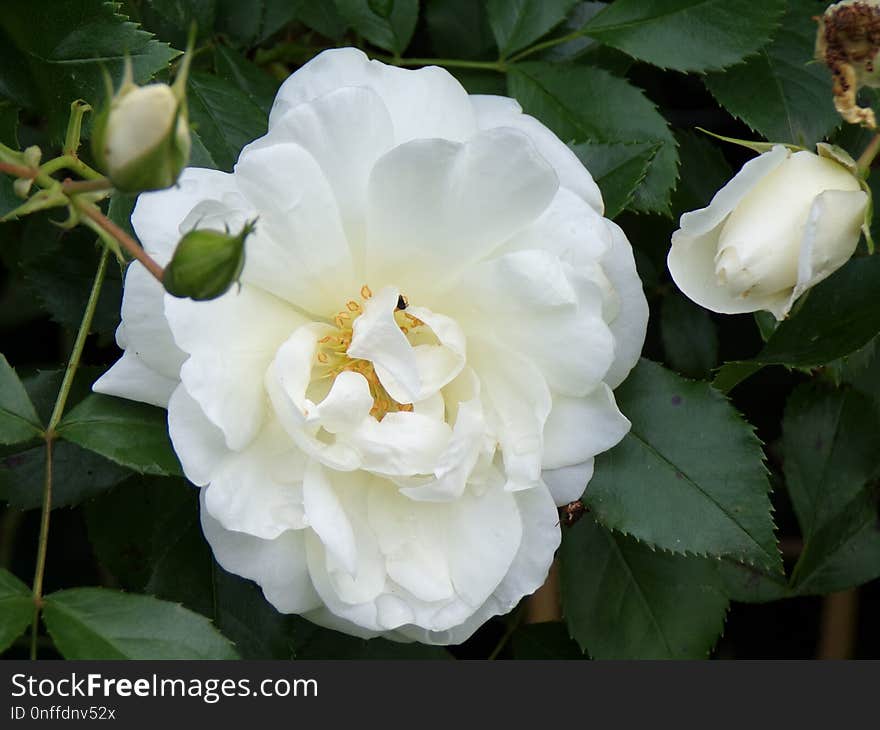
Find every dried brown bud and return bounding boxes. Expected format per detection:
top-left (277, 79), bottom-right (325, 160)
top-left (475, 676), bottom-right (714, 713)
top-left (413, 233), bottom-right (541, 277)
top-left (816, 0), bottom-right (880, 128)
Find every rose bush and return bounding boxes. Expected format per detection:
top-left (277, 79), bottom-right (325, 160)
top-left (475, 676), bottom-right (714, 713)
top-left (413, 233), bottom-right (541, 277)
top-left (668, 144), bottom-right (868, 321)
top-left (93, 48), bottom-right (648, 643)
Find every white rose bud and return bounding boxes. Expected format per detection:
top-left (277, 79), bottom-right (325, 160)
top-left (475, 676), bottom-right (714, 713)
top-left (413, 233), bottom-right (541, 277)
top-left (91, 56), bottom-right (191, 193)
top-left (668, 144), bottom-right (869, 321)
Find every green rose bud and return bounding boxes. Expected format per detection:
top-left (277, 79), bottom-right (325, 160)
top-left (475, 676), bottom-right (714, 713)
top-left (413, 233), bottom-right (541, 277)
top-left (91, 46), bottom-right (193, 193)
top-left (163, 220), bottom-right (256, 301)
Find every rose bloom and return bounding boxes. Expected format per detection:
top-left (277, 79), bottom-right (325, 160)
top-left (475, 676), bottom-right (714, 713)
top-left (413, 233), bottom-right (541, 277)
top-left (95, 48), bottom-right (648, 644)
top-left (668, 145), bottom-right (867, 321)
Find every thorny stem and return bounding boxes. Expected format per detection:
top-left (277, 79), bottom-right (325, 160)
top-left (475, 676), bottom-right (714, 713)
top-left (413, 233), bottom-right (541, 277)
top-left (61, 177), bottom-right (112, 195)
top-left (856, 133), bottom-right (880, 176)
top-left (507, 30), bottom-right (584, 63)
top-left (29, 247), bottom-right (109, 660)
top-left (73, 198), bottom-right (165, 283)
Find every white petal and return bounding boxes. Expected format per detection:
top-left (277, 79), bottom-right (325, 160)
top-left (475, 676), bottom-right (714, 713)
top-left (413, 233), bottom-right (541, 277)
top-left (365, 128), bottom-right (558, 297)
top-left (601, 220), bottom-right (649, 388)
top-left (347, 286), bottom-right (420, 403)
top-left (132, 167), bottom-right (239, 263)
top-left (368, 484), bottom-right (455, 603)
top-left (165, 284), bottom-right (305, 450)
top-left (255, 86), bottom-right (395, 259)
top-left (789, 189), bottom-right (867, 312)
top-left (399, 397), bottom-right (487, 501)
top-left (302, 460), bottom-right (358, 576)
top-left (454, 249), bottom-right (614, 396)
top-left (542, 460), bottom-right (595, 506)
top-left (542, 384), bottom-right (630, 469)
top-left (167, 385), bottom-right (227, 486)
top-left (344, 411), bottom-right (452, 477)
top-left (200, 491), bottom-right (320, 614)
top-left (311, 371), bottom-right (374, 434)
top-left (471, 94), bottom-right (604, 213)
top-left (234, 141), bottom-right (355, 314)
top-left (470, 340), bottom-right (551, 491)
top-left (92, 351), bottom-right (177, 408)
top-left (203, 421), bottom-right (308, 540)
top-left (268, 47), bottom-right (476, 144)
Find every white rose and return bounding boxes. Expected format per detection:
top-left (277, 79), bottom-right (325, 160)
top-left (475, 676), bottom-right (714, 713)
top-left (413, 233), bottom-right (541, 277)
top-left (668, 145), bottom-right (868, 321)
top-left (94, 48), bottom-right (648, 644)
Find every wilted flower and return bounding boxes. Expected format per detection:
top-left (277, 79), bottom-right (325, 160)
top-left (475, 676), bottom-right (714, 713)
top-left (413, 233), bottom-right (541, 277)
top-left (668, 144), bottom-right (869, 321)
top-left (94, 49), bottom-right (648, 644)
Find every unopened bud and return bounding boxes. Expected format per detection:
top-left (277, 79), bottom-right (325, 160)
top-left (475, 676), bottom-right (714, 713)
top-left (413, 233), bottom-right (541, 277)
top-left (92, 44), bottom-right (193, 193)
top-left (163, 220), bottom-right (256, 301)
top-left (816, 0), bottom-right (880, 128)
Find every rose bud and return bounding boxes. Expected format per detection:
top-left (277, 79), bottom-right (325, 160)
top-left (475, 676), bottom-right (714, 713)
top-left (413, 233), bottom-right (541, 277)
top-left (91, 56), bottom-right (191, 193)
top-left (668, 144), bottom-right (870, 321)
top-left (163, 220), bottom-right (255, 301)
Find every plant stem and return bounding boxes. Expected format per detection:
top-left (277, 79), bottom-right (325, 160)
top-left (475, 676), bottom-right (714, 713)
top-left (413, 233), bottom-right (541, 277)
top-left (857, 133), bottom-right (880, 176)
top-left (41, 155), bottom-right (104, 181)
top-left (507, 30), bottom-right (585, 63)
top-left (29, 246), bottom-right (109, 660)
top-left (61, 177), bottom-right (112, 194)
top-left (0, 160), bottom-right (36, 179)
top-left (73, 198), bottom-right (164, 283)
top-left (380, 55), bottom-right (507, 72)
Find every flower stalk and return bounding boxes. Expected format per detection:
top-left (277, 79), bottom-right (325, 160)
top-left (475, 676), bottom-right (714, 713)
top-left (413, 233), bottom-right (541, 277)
top-left (29, 246), bottom-right (109, 660)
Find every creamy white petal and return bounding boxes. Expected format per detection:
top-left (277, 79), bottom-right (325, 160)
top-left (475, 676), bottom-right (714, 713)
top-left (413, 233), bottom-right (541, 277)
top-left (454, 249), bottom-right (614, 396)
top-left (167, 385), bottom-right (227, 486)
top-left (542, 460), bottom-right (595, 506)
top-left (601, 220), bottom-right (649, 388)
top-left (202, 421), bottom-right (308, 540)
top-left (310, 371), bottom-right (374, 434)
top-left (166, 284), bottom-right (305, 451)
top-left (92, 352), bottom-right (177, 408)
top-left (302, 460), bottom-right (359, 576)
top-left (542, 384), bottom-right (630, 470)
top-left (234, 141), bottom-right (355, 314)
top-left (471, 94), bottom-right (604, 213)
top-left (200, 491), bottom-right (320, 614)
top-left (254, 86), bottom-right (395, 264)
top-left (365, 128), bottom-right (558, 297)
top-left (268, 47), bottom-right (476, 144)
top-left (470, 340), bottom-right (551, 491)
top-left (131, 167), bottom-right (239, 263)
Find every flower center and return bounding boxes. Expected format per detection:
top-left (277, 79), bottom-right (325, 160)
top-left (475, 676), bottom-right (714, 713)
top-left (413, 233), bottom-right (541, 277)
top-left (314, 285), bottom-right (425, 421)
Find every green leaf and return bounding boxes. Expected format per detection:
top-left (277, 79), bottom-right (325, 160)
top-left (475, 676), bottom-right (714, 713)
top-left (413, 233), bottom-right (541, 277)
top-left (716, 559), bottom-right (790, 604)
top-left (0, 440), bottom-right (131, 510)
top-left (704, 0), bottom-right (839, 146)
top-left (56, 393), bottom-right (181, 477)
top-left (214, 45), bottom-right (281, 116)
top-left (0, 354), bottom-right (42, 445)
top-left (671, 129), bottom-right (732, 217)
top-left (661, 291), bottom-right (719, 379)
top-left (783, 384), bottom-right (880, 540)
top-left (756, 256), bottom-right (880, 367)
top-left (487, 0), bottom-right (579, 57)
top-left (426, 0), bottom-right (495, 59)
top-left (570, 140), bottom-right (658, 219)
top-left (712, 361), bottom-right (767, 395)
top-left (214, 0), bottom-right (304, 46)
top-left (187, 72), bottom-right (268, 172)
top-left (87, 476), bottom-right (302, 659)
top-left (334, 0), bottom-right (419, 55)
top-left (790, 489), bottom-right (880, 595)
top-left (296, 1), bottom-right (348, 40)
top-left (585, 360), bottom-right (780, 570)
top-left (130, 0), bottom-right (218, 49)
top-left (508, 62), bottom-right (678, 215)
top-left (581, 0), bottom-right (786, 73)
top-left (42, 588), bottom-right (238, 659)
top-left (561, 518), bottom-right (729, 659)
top-left (510, 622), bottom-right (584, 659)
top-left (0, 0), bottom-right (178, 143)
top-left (0, 568), bottom-right (33, 654)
